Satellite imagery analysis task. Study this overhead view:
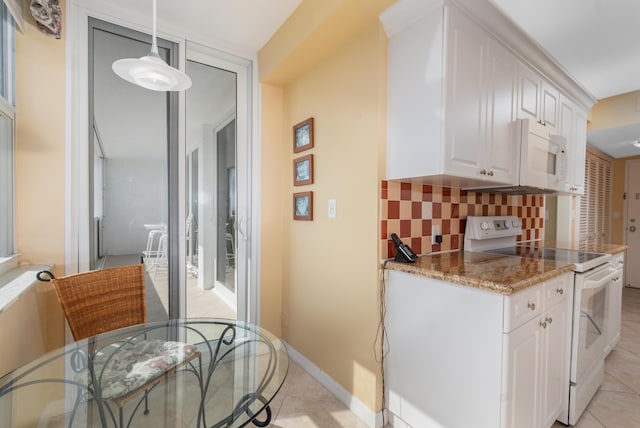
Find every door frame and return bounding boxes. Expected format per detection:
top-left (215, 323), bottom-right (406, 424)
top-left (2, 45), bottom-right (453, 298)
top-left (186, 43), bottom-right (254, 322)
top-left (624, 158), bottom-right (640, 288)
top-left (66, 1), bottom-right (260, 323)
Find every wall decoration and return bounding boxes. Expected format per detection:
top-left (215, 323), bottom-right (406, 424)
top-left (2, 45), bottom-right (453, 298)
top-left (293, 191), bottom-right (313, 221)
top-left (293, 154), bottom-right (314, 186)
top-left (293, 117), bottom-right (314, 153)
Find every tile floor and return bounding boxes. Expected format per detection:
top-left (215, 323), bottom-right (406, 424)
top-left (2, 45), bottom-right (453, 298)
top-left (267, 361), bottom-right (371, 428)
top-left (550, 286), bottom-right (640, 428)
top-left (101, 254), bottom-right (237, 321)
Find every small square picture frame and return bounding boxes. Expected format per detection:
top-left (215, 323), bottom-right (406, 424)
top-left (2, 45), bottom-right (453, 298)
top-left (293, 154), bottom-right (314, 186)
top-left (293, 117), bottom-right (314, 153)
top-left (293, 191), bottom-right (313, 221)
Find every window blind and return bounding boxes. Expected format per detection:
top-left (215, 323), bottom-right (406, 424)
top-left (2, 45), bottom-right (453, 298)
top-left (578, 146), bottom-right (613, 249)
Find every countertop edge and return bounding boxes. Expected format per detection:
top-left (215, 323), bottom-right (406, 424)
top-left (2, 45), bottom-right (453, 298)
top-left (386, 255), bottom-right (576, 296)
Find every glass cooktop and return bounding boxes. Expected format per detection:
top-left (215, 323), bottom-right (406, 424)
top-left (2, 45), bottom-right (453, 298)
top-left (484, 245), bottom-right (609, 271)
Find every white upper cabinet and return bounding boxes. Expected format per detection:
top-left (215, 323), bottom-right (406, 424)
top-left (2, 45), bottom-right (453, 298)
top-left (384, 3), bottom-right (517, 186)
top-left (381, 0), bottom-right (596, 189)
top-left (444, 6), bottom-right (518, 185)
top-left (558, 94), bottom-right (587, 194)
top-left (517, 65), bottom-right (560, 133)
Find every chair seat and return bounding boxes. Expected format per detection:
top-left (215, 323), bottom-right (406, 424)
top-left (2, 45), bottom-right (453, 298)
top-left (91, 339), bottom-right (198, 401)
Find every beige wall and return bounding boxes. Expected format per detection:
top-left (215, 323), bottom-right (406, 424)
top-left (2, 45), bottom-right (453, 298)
top-left (589, 90), bottom-right (640, 131)
top-left (3, 2), bottom-right (67, 375)
top-left (259, 0), bottom-right (392, 412)
top-left (16, 3), bottom-right (66, 277)
top-left (260, 84), bottom-right (286, 336)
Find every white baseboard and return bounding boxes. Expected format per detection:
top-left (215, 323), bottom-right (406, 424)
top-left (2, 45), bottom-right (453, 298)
top-left (284, 342), bottom-right (384, 428)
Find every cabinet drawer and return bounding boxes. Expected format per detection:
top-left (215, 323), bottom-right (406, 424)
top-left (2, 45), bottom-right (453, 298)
top-left (543, 274), bottom-right (572, 307)
top-left (504, 285), bottom-right (542, 333)
top-left (611, 253), bottom-right (624, 271)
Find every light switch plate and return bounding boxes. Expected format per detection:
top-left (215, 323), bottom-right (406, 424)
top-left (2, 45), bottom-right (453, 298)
top-left (328, 199), bottom-right (337, 218)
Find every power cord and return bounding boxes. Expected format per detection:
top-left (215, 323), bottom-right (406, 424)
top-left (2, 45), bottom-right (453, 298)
top-left (374, 259), bottom-right (391, 428)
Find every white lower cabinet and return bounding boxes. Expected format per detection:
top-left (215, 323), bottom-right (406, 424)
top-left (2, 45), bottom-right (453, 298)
top-left (502, 315), bottom-right (543, 428)
top-left (503, 293), bottom-right (571, 428)
top-left (386, 270), bottom-right (572, 428)
top-left (606, 252), bottom-right (625, 354)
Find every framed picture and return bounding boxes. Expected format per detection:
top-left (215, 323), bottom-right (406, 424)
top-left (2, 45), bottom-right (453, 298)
top-left (293, 191), bottom-right (313, 221)
top-left (293, 154), bottom-right (314, 186)
top-left (293, 117), bottom-right (314, 153)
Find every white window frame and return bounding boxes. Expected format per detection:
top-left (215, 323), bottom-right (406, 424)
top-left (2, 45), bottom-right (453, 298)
top-left (0, 1), bottom-right (16, 264)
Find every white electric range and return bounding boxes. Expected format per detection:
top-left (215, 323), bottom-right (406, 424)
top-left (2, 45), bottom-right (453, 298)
top-left (464, 216), bottom-right (614, 425)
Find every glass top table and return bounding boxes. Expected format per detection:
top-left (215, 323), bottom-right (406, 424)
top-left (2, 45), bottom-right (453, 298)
top-left (0, 318), bottom-right (288, 428)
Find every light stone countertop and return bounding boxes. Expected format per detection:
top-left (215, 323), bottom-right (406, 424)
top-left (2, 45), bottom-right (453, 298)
top-left (385, 251), bottom-right (576, 296)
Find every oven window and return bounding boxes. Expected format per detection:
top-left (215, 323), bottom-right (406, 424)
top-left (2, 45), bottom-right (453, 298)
top-left (583, 288), bottom-right (606, 349)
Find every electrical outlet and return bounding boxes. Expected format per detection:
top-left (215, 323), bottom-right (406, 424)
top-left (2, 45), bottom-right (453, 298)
top-left (432, 225), bottom-right (441, 245)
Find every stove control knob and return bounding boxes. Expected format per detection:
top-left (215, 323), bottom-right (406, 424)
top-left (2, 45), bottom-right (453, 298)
top-left (480, 222), bottom-right (490, 231)
top-left (512, 220), bottom-right (521, 228)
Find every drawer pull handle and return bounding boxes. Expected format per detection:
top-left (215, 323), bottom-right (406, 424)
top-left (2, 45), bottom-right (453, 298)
top-left (527, 302), bottom-right (536, 310)
top-left (545, 317), bottom-right (553, 324)
top-left (540, 321), bottom-right (547, 328)
top-left (556, 288), bottom-right (564, 295)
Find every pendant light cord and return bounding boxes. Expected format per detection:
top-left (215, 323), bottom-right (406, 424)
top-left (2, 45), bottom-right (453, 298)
top-left (150, 0), bottom-right (159, 56)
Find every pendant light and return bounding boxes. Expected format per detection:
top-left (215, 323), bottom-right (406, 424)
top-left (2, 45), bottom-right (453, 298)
top-left (112, 0), bottom-right (191, 91)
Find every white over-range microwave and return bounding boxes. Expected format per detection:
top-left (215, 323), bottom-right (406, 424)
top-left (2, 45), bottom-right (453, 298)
top-left (518, 118), bottom-right (568, 193)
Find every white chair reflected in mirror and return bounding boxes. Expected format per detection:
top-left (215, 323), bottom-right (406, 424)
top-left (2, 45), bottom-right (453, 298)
top-left (142, 224), bottom-right (167, 279)
top-left (225, 233), bottom-right (234, 269)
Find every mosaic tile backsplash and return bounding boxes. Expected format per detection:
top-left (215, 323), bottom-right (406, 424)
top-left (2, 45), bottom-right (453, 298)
top-left (380, 181), bottom-right (545, 260)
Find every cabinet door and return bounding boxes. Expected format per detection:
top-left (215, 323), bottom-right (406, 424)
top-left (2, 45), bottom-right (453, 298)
top-left (485, 40), bottom-right (518, 184)
top-left (571, 109), bottom-right (587, 194)
top-left (558, 96), bottom-right (575, 193)
top-left (517, 64), bottom-right (541, 122)
top-left (502, 316), bottom-right (543, 428)
top-left (558, 97), bottom-right (573, 144)
top-left (541, 80), bottom-right (559, 132)
top-left (517, 65), bottom-right (559, 133)
top-left (541, 301), bottom-right (570, 428)
top-left (444, 5), bottom-right (488, 179)
top-left (607, 265), bottom-right (624, 353)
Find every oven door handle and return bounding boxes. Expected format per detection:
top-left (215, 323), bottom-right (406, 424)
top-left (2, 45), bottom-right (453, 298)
top-left (581, 267), bottom-right (616, 290)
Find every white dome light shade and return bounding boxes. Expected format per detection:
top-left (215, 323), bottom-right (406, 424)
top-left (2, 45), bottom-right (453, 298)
top-left (634, 140), bottom-right (640, 148)
top-left (111, 0), bottom-right (191, 92)
top-left (113, 53), bottom-right (191, 91)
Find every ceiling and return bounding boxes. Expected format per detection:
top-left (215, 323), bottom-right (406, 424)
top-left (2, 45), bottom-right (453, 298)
top-left (106, 0), bottom-right (302, 52)
top-left (490, 0), bottom-right (640, 158)
top-left (107, 0), bottom-right (640, 158)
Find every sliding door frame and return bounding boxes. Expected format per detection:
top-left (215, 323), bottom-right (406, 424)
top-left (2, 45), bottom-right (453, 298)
top-left (66, 1), bottom-right (259, 323)
top-left (67, 3), bottom-right (187, 319)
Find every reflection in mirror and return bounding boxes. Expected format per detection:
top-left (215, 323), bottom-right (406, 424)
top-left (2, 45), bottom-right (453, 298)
top-left (91, 23), bottom-right (172, 322)
top-left (545, 194), bottom-right (576, 247)
top-left (185, 60), bottom-right (237, 319)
